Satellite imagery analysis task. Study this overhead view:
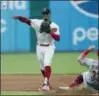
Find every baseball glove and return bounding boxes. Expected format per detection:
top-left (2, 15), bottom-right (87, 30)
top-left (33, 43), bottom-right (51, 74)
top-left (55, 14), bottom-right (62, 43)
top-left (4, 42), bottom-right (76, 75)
top-left (40, 21), bottom-right (51, 33)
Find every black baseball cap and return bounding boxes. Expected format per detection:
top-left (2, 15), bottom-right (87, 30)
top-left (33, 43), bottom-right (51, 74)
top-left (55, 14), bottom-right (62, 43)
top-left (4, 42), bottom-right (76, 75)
top-left (42, 8), bottom-right (51, 14)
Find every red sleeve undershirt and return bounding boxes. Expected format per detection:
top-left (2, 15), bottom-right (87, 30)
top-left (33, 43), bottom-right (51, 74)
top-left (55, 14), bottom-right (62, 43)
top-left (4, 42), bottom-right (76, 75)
top-left (16, 16), bottom-right (60, 41)
top-left (50, 28), bottom-right (60, 41)
top-left (81, 50), bottom-right (90, 59)
top-left (17, 16), bottom-right (31, 25)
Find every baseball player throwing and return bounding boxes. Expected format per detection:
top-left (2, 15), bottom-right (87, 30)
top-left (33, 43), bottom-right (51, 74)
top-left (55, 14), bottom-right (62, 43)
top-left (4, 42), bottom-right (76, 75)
top-left (59, 45), bottom-right (99, 92)
top-left (13, 8), bottom-right (60, 91)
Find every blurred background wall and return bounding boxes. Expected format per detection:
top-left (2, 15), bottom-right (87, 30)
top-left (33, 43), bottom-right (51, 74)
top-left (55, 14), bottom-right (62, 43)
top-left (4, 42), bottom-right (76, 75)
top-left (1, 1), bottom-right (98, 53)
top-left (1, 1), bottom-right (30, 52)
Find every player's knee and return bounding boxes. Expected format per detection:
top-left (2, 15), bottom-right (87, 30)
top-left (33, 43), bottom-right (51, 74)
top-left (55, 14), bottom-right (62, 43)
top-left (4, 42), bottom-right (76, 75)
top-left (40, 64), bottom-right (45, 70)
top-left (40, 67), bottom-right (45, 70)
top-left (44, 64), bottom-right (51, 67)
top-left (44, 60), bottom-right (51, 67)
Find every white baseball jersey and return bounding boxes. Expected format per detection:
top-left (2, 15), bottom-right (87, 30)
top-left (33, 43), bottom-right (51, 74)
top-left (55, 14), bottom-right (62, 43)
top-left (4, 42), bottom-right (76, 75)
top-left (30, 19), bottom-right (60, 45)
top-left (78, 56), bottom-right (99, 90)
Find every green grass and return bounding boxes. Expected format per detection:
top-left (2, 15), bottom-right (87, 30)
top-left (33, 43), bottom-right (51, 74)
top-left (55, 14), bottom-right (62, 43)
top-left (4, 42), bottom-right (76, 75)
top-left (1, 52), bottom-right (97, 74)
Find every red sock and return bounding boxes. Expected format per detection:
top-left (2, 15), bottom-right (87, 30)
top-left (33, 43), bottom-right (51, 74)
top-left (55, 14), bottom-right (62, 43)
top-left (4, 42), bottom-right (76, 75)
top-left (69, 75), bottom-right (83, 88)
top-left (45, 66), bottom-right (51, 80)
top-left (41, 70), bottom-right (45, 78)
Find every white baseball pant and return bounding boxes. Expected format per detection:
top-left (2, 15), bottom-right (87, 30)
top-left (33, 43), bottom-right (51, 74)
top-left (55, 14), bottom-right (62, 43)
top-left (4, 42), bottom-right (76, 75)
top-left (36, 45), bottom-right (55, 70)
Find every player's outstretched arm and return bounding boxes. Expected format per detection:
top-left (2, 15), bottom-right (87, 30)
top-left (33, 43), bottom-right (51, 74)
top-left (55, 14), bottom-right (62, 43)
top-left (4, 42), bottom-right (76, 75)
top-left (77, 45), bottom-right (95, 64)
top-left (13, 16), bottom-right (31, 26)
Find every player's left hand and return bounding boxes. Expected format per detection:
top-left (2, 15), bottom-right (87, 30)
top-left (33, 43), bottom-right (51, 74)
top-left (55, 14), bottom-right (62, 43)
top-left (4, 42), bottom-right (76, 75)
top-left (88, 45), bottom-right (95, 51)
top-left (40, 21), bottom-right (51, 33)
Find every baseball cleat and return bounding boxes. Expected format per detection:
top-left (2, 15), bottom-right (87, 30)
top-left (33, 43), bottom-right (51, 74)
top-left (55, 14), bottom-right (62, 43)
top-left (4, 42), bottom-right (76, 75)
top-left (38, 85), bottom-right (50, 91)
top-left (59, 86), bottom-right (71, 90)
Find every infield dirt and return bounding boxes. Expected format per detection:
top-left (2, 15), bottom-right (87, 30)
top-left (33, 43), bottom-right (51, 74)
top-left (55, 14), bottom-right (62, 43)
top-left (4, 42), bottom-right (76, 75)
top-left (1, 74), bottom-right (98, 95)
